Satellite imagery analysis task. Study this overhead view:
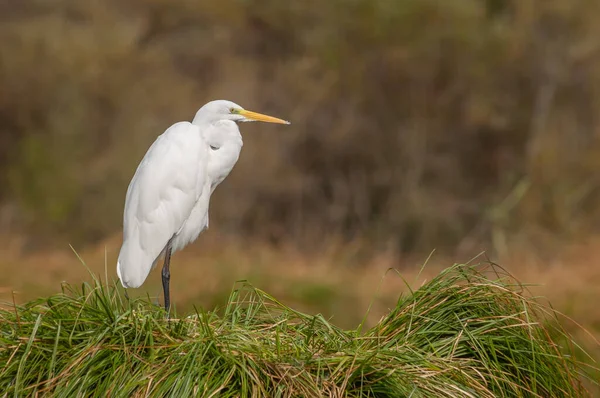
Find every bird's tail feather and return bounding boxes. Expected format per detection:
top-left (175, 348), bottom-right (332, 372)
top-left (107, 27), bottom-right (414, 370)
top-left (117, 240), bottom-right (157, 288)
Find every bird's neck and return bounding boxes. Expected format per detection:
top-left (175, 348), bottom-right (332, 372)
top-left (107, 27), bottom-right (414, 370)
top-left (201, 121), bottom-right (242, 149)
top-left (203, 122), bottom-right (243, 191)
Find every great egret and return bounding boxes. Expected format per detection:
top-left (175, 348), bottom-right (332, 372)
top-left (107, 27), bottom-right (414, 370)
top-left (117, 100), bottom-right (290, 312)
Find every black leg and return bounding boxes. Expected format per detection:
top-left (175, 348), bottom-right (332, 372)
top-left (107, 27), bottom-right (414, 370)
top-left (161, 241), bottom-right (173, 315)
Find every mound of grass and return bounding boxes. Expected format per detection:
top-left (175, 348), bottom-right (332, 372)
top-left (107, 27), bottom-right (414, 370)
top-left (0, 263), bottom-right (593, 397)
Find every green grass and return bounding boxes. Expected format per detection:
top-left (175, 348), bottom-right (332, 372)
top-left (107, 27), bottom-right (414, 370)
top-left (0, 263), bottom-right (595, 397)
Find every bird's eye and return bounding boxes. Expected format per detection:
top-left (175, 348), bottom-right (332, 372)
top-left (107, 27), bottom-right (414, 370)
top-left (229, 107), bottom-right (236, 113)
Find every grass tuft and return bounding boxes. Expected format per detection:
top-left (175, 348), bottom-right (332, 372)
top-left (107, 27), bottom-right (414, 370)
top-left (0, 263), bottom-right (595, 397)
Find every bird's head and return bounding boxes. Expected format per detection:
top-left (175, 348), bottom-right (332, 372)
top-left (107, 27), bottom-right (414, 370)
top-left (193, 100), bottom-right (290, 125)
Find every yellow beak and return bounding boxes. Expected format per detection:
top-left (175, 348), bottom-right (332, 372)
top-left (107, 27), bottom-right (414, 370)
top-left (239, 109), bottom-right (290, 125)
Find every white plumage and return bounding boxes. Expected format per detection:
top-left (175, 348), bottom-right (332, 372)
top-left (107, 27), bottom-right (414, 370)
top-left (116, 100), bottom-right (289, 310)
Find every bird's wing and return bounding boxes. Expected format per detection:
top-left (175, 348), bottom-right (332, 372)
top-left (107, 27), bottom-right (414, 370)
top-left (118, 121), bottom-right (209, 288)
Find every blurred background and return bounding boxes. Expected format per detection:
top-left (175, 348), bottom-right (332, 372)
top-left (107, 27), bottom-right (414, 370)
top-left (1, 0), bottom-right (600, 387)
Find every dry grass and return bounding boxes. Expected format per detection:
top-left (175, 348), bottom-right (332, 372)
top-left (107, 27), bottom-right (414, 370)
top-left (2, 233), bottom-right (600, 325)
top-left (1, 233), bottom-right (599, 395)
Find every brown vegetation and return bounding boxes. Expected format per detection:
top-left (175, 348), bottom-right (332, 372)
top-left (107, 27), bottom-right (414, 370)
top-left (2, 0), bottom-right (600, 255)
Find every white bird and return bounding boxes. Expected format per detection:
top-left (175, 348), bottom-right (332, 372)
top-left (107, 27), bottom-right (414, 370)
top-left (117, 100), bottom-right (290, 312)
